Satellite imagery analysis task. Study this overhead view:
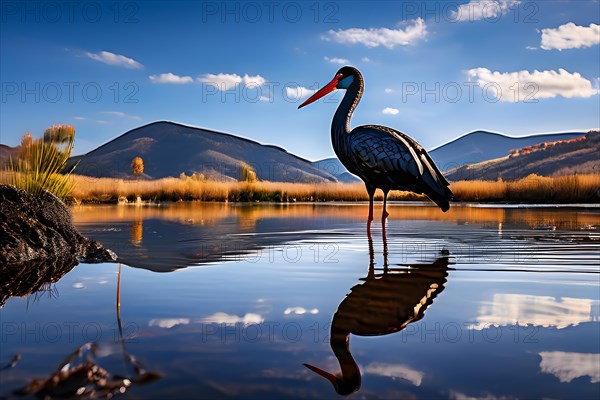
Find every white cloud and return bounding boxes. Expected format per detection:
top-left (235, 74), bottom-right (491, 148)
top-left (323, 18), bottom-right (427, 49)
top-left (539, 352), bottom-right (600, 383)
top-left (324, 56), bottom-right (350, 64)
top-left (284, 307), bottom-right (319, 315)
top-left (450, 0), bottom-right (519, 22)
top-left (73, 116), bottom-right (86, 120)
top-left (384, 88), bottom-right (394, 93)
top-left (149, 318), bottom-right (190, 329)
top-left (149, 72), bottom-right (193, 84)
top-left (467, 67), bottom-right (598, 102)
top-left (470, 294), bottom-right (599, 329)
top-left (364, 362), bottom-right (424, 386)
top-left (361, 57), bottom-right (371, 62)
top-left (85, 50), bottom-right (143, 69)
top-left (525, 46), bottom-right (538, 50)
top-left (200, 312), bottom-right (264, 325)
top-left (541, 23), bottom-right (600, 51)
top-left (382, 107), bottom-right (399, 115)
top-left (102, 111), bottom-right (126, 117)
top-left (241, 74), bottom-right (266, 87)
top-left (286, 86), bottom-right (317, 100)
top-left (199, 73), bottom-right (242, 90)
top-left (101, 111), bottom-right (141, 120)
top-left (198, 73), bottom-right (266, 90)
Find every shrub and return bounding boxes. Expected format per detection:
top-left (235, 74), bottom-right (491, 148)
top-left (6, 125), bottom-right (77, 200)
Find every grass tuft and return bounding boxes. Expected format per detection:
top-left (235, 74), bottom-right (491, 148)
top-left (3, 125), bottom-right (77, 200)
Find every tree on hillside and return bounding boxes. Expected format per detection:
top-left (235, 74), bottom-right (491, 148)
top-left (43, 125), bottom-right (75, 144)
top-left (241, 164), bottom-right (257, 183)
top-left (131, 157), bottom-right (144, 176)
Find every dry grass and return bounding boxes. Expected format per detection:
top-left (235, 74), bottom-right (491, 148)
top-left (67, 175), bottom-right (426, 203)
top-left (451, 174), bottom-right (600, 203)
top-left (63, 173), bottom-right (600, 203)
top-left (4, 173), bottom-right (598, 204)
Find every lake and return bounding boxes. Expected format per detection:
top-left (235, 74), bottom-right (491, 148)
top-left (1, 203), bottom-right (599, 399)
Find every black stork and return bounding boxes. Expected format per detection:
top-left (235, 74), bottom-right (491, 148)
top-left (303, 237), bottom-right (451, 395)
top-left (299, 66), bottom-right (453, 233)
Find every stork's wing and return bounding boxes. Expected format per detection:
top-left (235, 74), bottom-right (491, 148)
top-left (350, 125), bottom-right (453, 207)
top-left (349, 126), bottom-right (423, 182)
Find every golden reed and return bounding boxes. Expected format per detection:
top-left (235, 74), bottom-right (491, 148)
top-left (57, 173), bottom-right (600, 204)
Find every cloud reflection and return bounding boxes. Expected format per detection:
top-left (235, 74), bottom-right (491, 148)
top-left (200, 312), bottom-right (264, 325)
top-left (364, 362), bottom-right (424, 386)
top-left (539, 351), bottom-right (600, 383)
top-left (449, 390), bottom-right (516, 400)
top-left (284, 307), bottom-right (319, 315)
top-left (474, 294), bottom-right (598, 329)
top-left (148, 318), bottom-right (191, 328)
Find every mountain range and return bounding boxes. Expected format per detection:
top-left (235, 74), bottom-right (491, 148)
top-left (445, 130), bottom-right (599, 181)
top-left (0, 121), bottom-right (595, 182)
top-left (427, 130), bottom-right (587, 171)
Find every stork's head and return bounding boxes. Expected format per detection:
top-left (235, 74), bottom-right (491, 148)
top-left (303, 363), bottom-right (361, 396)
top-left (298, 66), bottom-right (362, 109)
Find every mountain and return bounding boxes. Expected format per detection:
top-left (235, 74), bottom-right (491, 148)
top-left (0, 144), bottom-right (17, 166)
top-left (445, 131), bottom-right (599, 181)
top-left (67, 121), bottom-right (338, 183)
top-left (311, 157), bottom-right (361, 183)
top-left (428, 130), bottom-right (587, 171)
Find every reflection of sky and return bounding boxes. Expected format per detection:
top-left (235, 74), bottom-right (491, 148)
top-left (449, 390), bottom-right (517, 400)
top-left (3, 207), bottom-right (600, 399)
top-left (364, 362), bottom-right (424, 386)
top-left (200, 312), bottom-right (264, 325)
top-left (539, 352), bottom-right (600, 383)
top-left (473, 294), bottom-right (599, 329)
top-left (148, 318), bottom-right (191, 328)
top-left (284, 307), bottom-right (319, 315)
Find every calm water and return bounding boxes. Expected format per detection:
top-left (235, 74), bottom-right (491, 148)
top-left (1, 203), bottom-right (599, 399)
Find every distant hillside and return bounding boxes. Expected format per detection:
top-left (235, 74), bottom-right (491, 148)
top-left (0, 144), bottom-right (17, 166)
top-left (311, 157), bottom-right (360, 183)
top-left (446, 131), bottom-right (599, 181)
top-left (429, 130), bottom-right (587, 171)
top-left (67, 121), bottom-right (338, 183)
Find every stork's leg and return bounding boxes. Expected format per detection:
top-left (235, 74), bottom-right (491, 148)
top-left (382, 190), bottom-right (390, 222)
top-left (382, 222), bottom-right (389, 273)
top-left (366, 185), bottom-right (376, 236)
top-left (381, 190), bottom-right (389, 237)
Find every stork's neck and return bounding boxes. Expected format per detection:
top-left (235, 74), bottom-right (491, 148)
top-left (331, 321), bottom-right (361, 391)
top-left (331, 78), bottom-right (363, 151)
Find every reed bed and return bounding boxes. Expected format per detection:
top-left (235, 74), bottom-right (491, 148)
top-left (67, 176), bottom-right (426, 203)
top-left (54, 173), bottom-right (600, 203)
top-left (450, 174), bottom-right (600, 203)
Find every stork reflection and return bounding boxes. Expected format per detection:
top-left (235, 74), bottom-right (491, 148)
top-left (304, 234), bottom-right (451, 395)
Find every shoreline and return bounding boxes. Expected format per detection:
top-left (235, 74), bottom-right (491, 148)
top-left (71, 199), bottom-right (600, 209)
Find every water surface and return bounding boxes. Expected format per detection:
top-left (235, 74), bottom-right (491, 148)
top-left (1, 203), bottom-right (599, 399)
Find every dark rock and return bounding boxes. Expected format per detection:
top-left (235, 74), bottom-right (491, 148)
top-left (0, 255), bottom-right (78, 307)
top-left (0, 185), bottom-right (117, 266)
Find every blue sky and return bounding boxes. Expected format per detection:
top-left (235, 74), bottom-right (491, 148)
top-left (1, 0), bottom-right (599, 160)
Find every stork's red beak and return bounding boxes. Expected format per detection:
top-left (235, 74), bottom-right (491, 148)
top-left (303, 363), bottom-right (337, 384)
top-left (298, 74), bottom-right (342, 109)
